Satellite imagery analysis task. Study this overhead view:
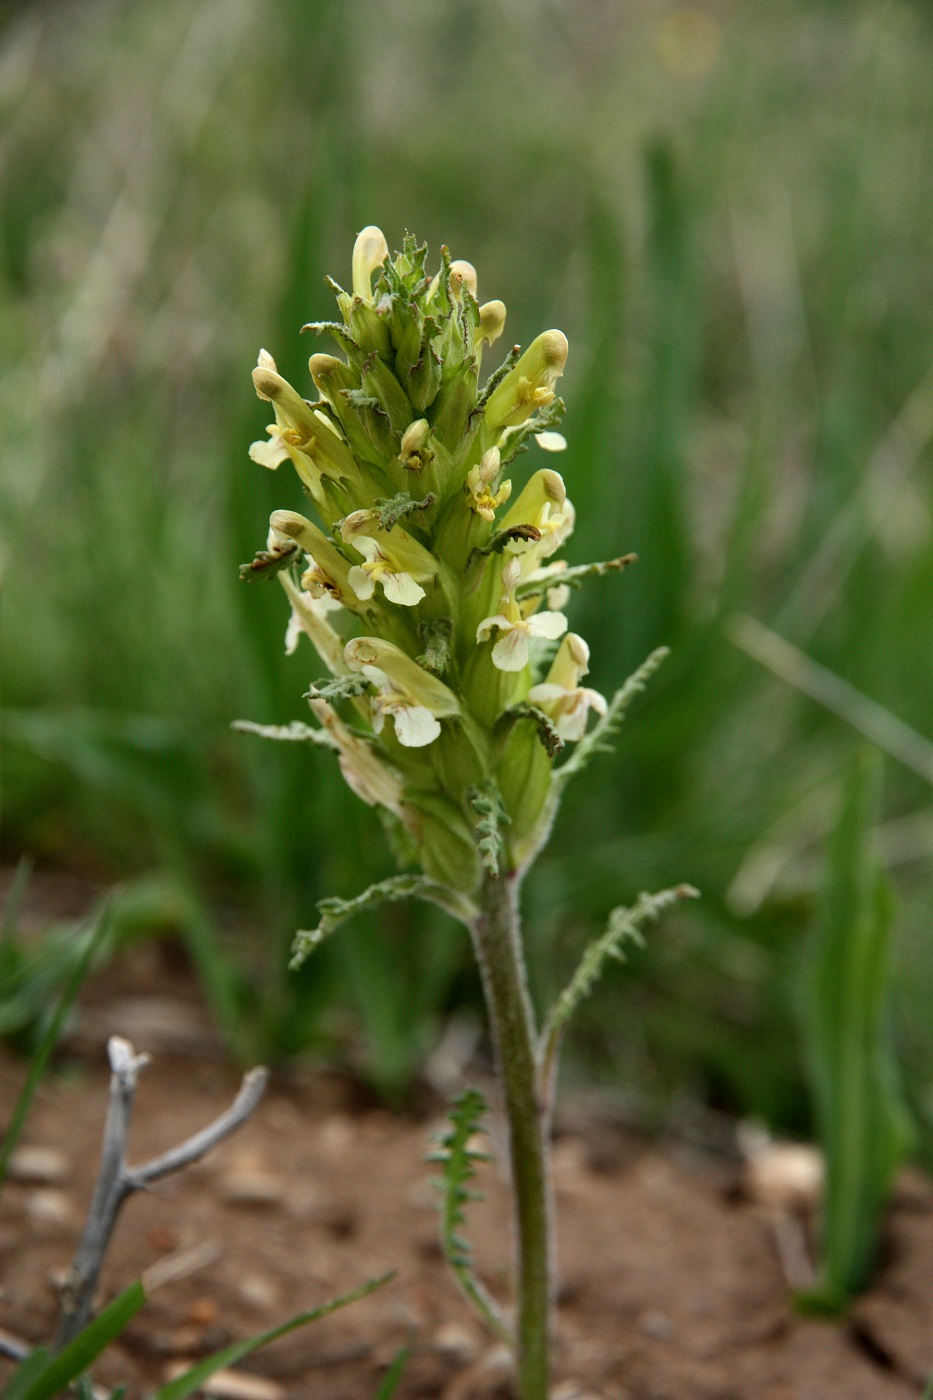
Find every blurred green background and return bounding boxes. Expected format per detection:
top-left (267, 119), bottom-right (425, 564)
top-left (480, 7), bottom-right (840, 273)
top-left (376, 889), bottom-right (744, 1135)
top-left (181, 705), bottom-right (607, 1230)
top-left (2, 0), bottom-right (932, 1148)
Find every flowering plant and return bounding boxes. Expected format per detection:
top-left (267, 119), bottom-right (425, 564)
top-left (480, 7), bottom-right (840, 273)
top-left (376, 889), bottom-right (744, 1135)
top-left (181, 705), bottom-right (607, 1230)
top-left (237, 228), bottom-right (695, 1398)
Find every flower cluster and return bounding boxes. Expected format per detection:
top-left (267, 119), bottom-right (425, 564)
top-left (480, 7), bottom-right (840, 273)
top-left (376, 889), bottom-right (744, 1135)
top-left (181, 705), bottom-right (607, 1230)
top-left (243, 229), bottom-right (614, 890)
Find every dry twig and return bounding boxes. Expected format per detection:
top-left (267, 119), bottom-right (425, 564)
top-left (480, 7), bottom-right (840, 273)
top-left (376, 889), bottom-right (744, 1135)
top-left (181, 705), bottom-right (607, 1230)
top-left (55, 1036), bottom-right (267, 1349)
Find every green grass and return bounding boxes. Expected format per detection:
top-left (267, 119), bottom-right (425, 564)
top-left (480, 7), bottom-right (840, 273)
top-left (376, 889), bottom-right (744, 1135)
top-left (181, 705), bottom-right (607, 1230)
top-left (1, 0), bottom-right (932, 1143)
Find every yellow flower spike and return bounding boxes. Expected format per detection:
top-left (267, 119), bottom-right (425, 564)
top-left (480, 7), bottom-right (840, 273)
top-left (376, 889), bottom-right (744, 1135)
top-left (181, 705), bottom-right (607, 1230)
top-left (495, 472), bottom-right (575, 572)
top-left (466, 447), bottom-right (512, 522)
top-left (476, 300), bottom-right (507, 348)
top-left (527, 632), bottom-right (607, 741)
top-left (341, 509), bottom-right (438, 607)
top-left (307, 695), bottom-right (409, 819)
top-left (352, 225), bottom-right (389, 300)
top-left (476, 558), bottom-right (567, 672)
top-left (483, 329), bottom-right (568, 431)
top-left (345, 636), bottom-right (460, 747)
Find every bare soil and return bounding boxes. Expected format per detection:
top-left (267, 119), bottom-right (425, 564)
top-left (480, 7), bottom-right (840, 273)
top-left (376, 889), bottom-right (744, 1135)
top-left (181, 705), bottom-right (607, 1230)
top-left (2, 931), bottom-right (933, 1398)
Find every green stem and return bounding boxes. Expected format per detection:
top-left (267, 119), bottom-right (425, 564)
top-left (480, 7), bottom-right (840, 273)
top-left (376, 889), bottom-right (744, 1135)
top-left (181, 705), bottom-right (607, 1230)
top-left (471, 871), bottom-right (550, 1400)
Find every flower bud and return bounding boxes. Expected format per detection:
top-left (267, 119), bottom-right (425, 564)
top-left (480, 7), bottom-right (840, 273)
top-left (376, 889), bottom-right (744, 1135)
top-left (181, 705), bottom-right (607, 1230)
top-left (352, 225), bottom-right (389, 300)
top-left (400, 418), bottom-right (432, 470)
top-left (308, 352), bottom-right (354, 403)
top-left (361, 353), bottom-right (413, 435)
top-left (476, 300), bottom-right (507, 347)
top-left (449, 259), bottom-right (478, 300)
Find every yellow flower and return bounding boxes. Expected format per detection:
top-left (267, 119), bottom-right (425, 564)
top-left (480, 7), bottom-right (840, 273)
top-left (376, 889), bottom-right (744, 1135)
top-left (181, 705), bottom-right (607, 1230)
top-left (527, 633), bottom-right (607, 741)
top-left (284, 590), bottom-right (342, 655)
top-left (483, 330), bottom-right (568, 431)
top-left (250, 350), bottom-right (354, 502)
top-left (279, 574), bottom-right (347, 676)
top-left (269, 509), bottom-right (354, 605)
top-left (306, 696), bottom-right (408, 820)
top-left (476, 559), bottom-right (567, 672)
top-left (341, 510), bottom-right (438, 608)
top-left (345, 637), bottom-right (460, 748)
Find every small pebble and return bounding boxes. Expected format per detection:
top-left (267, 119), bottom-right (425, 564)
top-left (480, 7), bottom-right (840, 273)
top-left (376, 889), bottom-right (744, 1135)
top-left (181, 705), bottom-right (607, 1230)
top-left (221, 1151), bottom-right (284, 1207)
top-left (285, 1182), bottom-right (321, 1220)
top-left (318, 1115), bottom-right (354, 1157)
top-left (146, 1226), bottom-right (179, 1253)
top-left (185, 1297), bottom-right (219, 1327)
top-left (26, 1189), bottom-right (75, 1229)
top-left (222, 1173), bottom-right (284, 1206)
top-left (745, 1142), bottom-right (823, 1210)
top-left (7, 1146), bottom-right (69, 1184)
top-left (640, 1310), bottom-right (673, 1340)
top-left (237, 1276), bottom-right (279, 1312)
top-left (432, 1321), bottom-right (478, 1358)
top-left (201, 1369), bottom-right (283, 1400)
top-left (161, 1326), bottom-right (205, 1357)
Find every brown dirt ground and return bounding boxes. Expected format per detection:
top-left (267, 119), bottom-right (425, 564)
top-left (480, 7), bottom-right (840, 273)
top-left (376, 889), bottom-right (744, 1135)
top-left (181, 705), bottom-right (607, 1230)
top-left (2, 926), bottom-right (933, 1398)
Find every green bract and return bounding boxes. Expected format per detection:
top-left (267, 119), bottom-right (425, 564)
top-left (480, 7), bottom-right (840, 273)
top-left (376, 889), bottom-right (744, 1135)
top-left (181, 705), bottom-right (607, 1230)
top-left (245, 228), bottom-right (611, 891)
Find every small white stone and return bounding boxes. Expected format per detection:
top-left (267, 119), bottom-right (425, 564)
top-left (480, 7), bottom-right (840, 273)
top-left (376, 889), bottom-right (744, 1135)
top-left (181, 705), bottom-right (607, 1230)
top-left (26, 1189), bottom-right (75, 1228)
top-left (237, 1275), bottom-right (279, 1311)
top-left (7, 1146), bottom-right (69, 1184)
top-left (431, 1321), bottom-right (477, 1358)
top-left (162, 1366), bottom-right (282, 1400)
top-left (221, 1172), bottom-right (284, 1206)
top-left (745, 1142), bottom-right (823, 1210)
top-left (640, 1310), bottom-right (672, 1339)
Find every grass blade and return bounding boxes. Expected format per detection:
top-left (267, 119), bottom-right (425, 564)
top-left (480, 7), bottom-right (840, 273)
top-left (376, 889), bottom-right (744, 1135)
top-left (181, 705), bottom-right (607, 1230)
top-left (372, 1342), bottom-right (411, 1400)
top-left (0, 902), bottom-right (112, 1191)
top-left (151, 1274), bottom-right (394, 1400)
top-left (2, 1348), bottom-right (51, 1400)
top-left (798, 751), bottom-right (913, 1313)
top-left (10, 1281), bottom-right (145, 1400)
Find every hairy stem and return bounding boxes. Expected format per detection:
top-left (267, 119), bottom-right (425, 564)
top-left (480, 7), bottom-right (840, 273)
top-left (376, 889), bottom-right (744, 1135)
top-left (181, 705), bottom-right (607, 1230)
top-left (471, 872), bottom-right (550, 1400)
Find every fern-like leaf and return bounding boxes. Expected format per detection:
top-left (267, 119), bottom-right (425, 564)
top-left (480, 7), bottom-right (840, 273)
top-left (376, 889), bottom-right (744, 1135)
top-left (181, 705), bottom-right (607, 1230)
top-left (427, 1091), bottom-right (512, 1345)
top-left (516, 553), bottom-right (637, 601)
top-left (232, 719), bottom-right (338, 749)
top-left (495, 702), bottom-right (564, 759)
top-left (539, 885), bottom-right (699, 1096)
top-left (290, 875), bottom-right (476, 970)
top-left (468, 781), bottom-right (510, 877)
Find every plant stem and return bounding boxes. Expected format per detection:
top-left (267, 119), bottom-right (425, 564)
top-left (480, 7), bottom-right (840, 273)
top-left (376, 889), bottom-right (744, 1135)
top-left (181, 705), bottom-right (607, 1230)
top-left (471, 871), bottom-right (550, 1400)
